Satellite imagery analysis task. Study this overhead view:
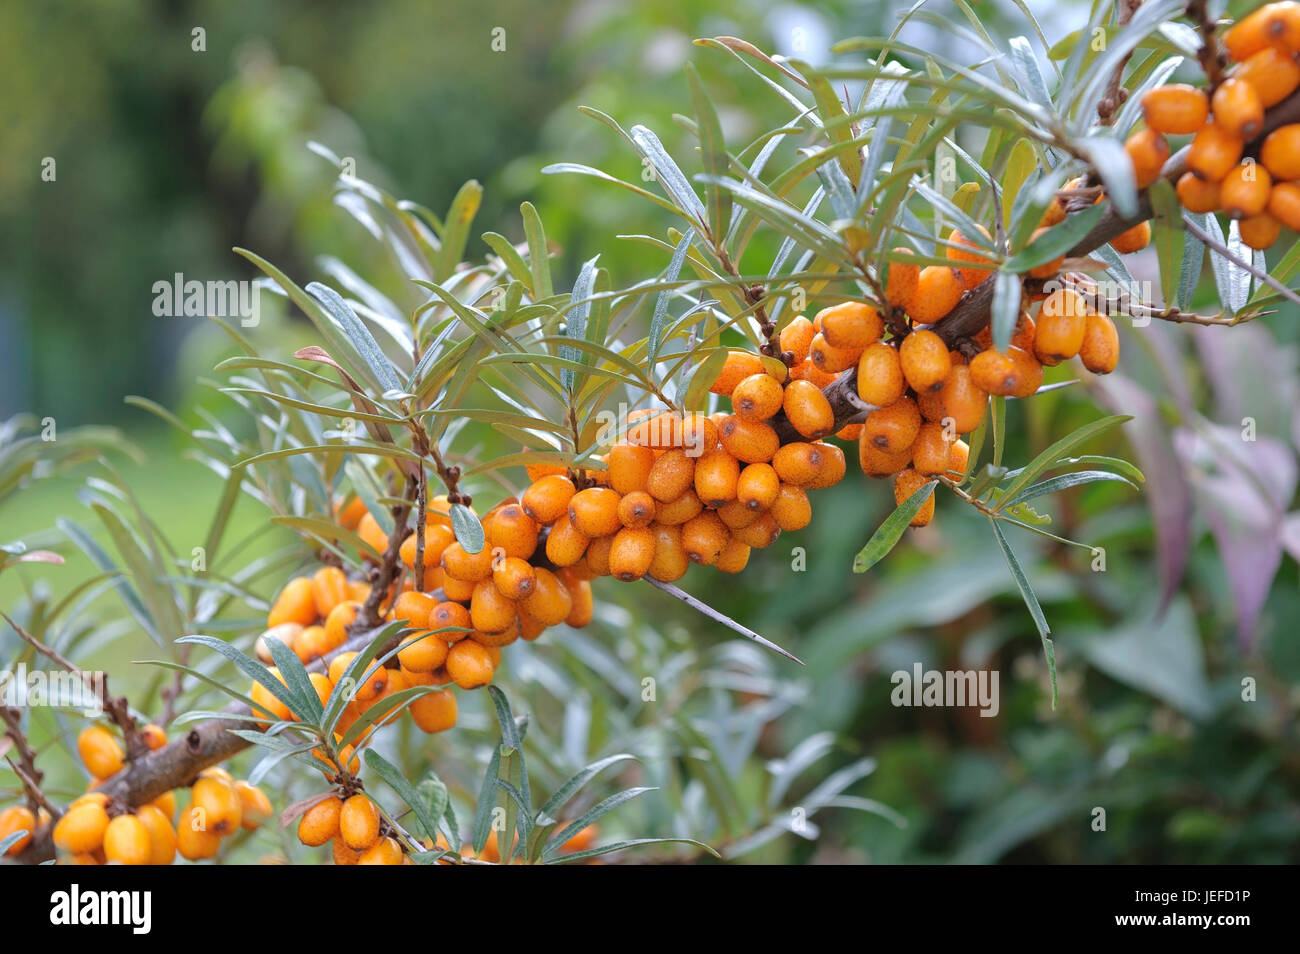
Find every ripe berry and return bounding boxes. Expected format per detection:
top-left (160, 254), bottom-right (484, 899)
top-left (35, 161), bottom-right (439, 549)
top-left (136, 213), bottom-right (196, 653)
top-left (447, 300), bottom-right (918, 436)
top-left (783, 379), bottom-right (835, 438)
top-left (392, 591), bottom-right (436, 630)
top-left (1188, 124), bottom-right (1244, 182)
top-left (568, 487), bottom-right (622, 537)
top-left (899, 329), bottom-right (952, 393)
top-left (862, 397), bottom-right (921, 455)
top-left (192, 775), bottom-right (242, 835)
top-left (1079, 312), bottom-right (1120, 373)
top-left (859, 438), bottom-right (913, 478)
top-left (894, 469), bottom-right (936, 527)
top-left (681, 512), bottom-right (731, 565)
top-left (398, 630), bottom-right (450, 672)
top-left (1239, 211), bottom-right (1282, 250)
top-left (1268, 181), bottom-right (1300, 229)
top-left (446, 639), bottom-right (496, 689)
top-left (945, 226), bottom-right (996, 290)
top-left (816, 301), bottom-right (884, 349)
top-left (679, 412), bottom-right (719, 458)
top-left (335, 495), bottom-right (368, 530)
top-left (773, 441), bottom-right (826, 486)
top-left (610, 526), bottom-right (657, 581)
top-left (1219, 161), bottom-right (1273, 218)
top-left (358, 836), bottom-right (404, 865)
top-left (250, 668), bottom-right (293, 723)
top-left (311, 566), bottom-right (348, 618)
top-left (1140, 84), bottom-right (1209, 134)
top-left (694, 447), bottom-right (740, 506)
top-left (522, 568), bottom-right (573, 625)
top-left (584, 534), bottom-right (614, 576)
top-left (323, 599), bottom-right (360, 652)
top-left (937, 365), bottom-right (988, 434)
top-left (1035, 290), bottom-right (1088, 365)
top-left (339, 795), bottom-right (381, 852)
top-left (731, 373), bottom-right (784, 421)
top-left (731, 511), bottom-right (781, 548)
top-left (268, 576), bottom-right (317, 628)
top-left (1124, 129), bottom-right (1170, 190)
top-left (522, 473), bottom-right (577, 522)
top-left (779, 316), bottom-right (816, 364)
top-left (442, 540), bottom-right (493, 581)
top-left (910, 422), bottom-right (951, 476)
top-left (809, 332), bottom-right (861, 373)
top-left (856, 341), bottom-right (906, 407)
top-left (136, 804), bottom-right (176, 864)
top-left (1222, 2), bottom-right (1300, 62)
top-left (805, 442), bottom-right (847, 489)
top-left (1212, 78), bottom-right (1265, 140)
top-left (717, 498), bottom-right (760, 529)
top-left (1235, 45), bottom-right (1300, 106)
top-left (54, 801), bottom-right (110, 855)
top-left (235, 781), bottom-right (273, 830)
top-left (103, 813), bottom-right (151, 866)
top-left (970, 349), bottom-right (1024, 397)
top-left (1260, 124), bottom-right (1300, 180)
top-left (563, 573), bottom-right (594, 627)
top-left (410, 688), bottom-right (458, 733)
top-left (737, 462), bottom-right (780, 511)
top-left (1176, 171), bottom-right (1221, 213)
top-left (646, 448), bottom-right (695, 502)
top-left (0, 806), bottom-right (35, 856)
top-left (885, 250), bottom-right (920, 308)
top-left (719, 415), bottom-right (780, 464)
top-left (715, 538), bottom-right (751, 574)
top-left (430, 601), bottom-right (472, 638)
top-left (648, 524), bottom-right (690, 582)
top-left (176, 806), bottom-right (220, 860)
top-left (654, 489), bottom-right (704, 525)
top-left (298, 796), bottom-right (343, 847)
top-left (1111, 221), bottom-right (1152, 254)
top-left (769, 483), bottom-right (812, 531)
top-left (470, 579), bottom-right (517, 633)
top-left (77, 726), bottom-right (125, 779)
top-left (709, 350), bottom-right (766, 396)
top-left (906, 265), bottom-right (964, 321)
top-left (617, 490), bottom-right (657, 527)
top-left (486, 504), bottom-right (539, 560)
top-left (545, 517), bottom-right (590, 567)
top-left (492, 556), bottom-right (537, 600)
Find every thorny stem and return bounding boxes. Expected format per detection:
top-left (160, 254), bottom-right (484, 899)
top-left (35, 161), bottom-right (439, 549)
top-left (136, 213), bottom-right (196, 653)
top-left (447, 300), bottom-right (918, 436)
top-left (1, 707), bottom-right (53, 818)
top-left (1188, 0), bottom-right (1226, 92)
top-left (1098, 0), bottom-right (1143, 126)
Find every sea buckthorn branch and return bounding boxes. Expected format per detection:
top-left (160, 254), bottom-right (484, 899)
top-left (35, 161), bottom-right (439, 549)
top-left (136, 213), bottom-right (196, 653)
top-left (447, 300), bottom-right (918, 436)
top-left (793, 80), bottom-right (1300, 439)
top-left (1189, 0), bottom-right (1228, 90)
top-left (356, 473), bottom-right (419, 631)
top-left (1, 707), bottom-right (56, 819)
top-left (1098, 0), bottom-right (1145, 125)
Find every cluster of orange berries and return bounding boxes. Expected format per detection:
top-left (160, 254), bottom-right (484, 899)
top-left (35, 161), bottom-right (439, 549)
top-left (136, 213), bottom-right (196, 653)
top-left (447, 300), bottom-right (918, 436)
top-left (38, 725), bottom-right (271, 864)
top-left (1131, 1), bottom-right (1300, 249)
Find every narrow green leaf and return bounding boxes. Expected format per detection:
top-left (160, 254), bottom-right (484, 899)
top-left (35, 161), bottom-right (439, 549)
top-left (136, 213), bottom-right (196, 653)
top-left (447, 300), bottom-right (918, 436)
top-left (993, 414), bottom-right (1131, 511)
top-left (686, 63), bottom-right (732, 239)
top-left (988, 518), bottom-right (1057, 708)
top-left (852, 480), bottom-right (938, 573)
top-left (364, 749), bottom-right (440, 840)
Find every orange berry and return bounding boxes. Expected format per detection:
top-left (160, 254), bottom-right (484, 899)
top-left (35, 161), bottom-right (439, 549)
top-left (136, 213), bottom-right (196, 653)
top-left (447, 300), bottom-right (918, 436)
top-left (894, 469), bottom-right (936, 527)
top-left (693, 447), bottom-right (740, 507)
top-left (1268, 181), bottom-right (1300, 229)
top-left (397, 629), bottom-right (451, 673)
top-left (779, 316), bottom-right (816, 363)
top-left (77, 726), bottom-right (125, 779)
top-left (911, 422), bottom-right (952, 476)
top-left (1188, 123), bottom-right (1244, 182)
top-left (298, 795), bottom-right (343, 847)
top-left (391, 591), bottom-right (436, 630)
top-left (411, 688), bottom-right (458, 732)
top-left (175, 810), bottom-right (221, 860)
top-left (680, 412), bottom-right (719, 458)
top-left (815, 301), bottom-right (884, 350)
top-left (1239, 211), bottom-right (1282, 250)
top-left (809, 332), bottom-right (861, 373)
top-left (949, 439), bottom-right (971, 480)
top-left (654, 489), bottom-right (704, 526)
top-left (1176, 171), bottom-right (1221, 213)
top-left (861, 398), bottom-right (921, 456)
top-left (1035, 290), bottom-right (1088, 365)
top-left (681, 512), bottom-right (730, 565)
top-left (446, 639), bottom-right (495, 689)
top-left (1222, 2), bottom-right (1300, 62)
top-left (563, 573), bottom-right (594, 627)
top-left (782, 379), bottom-right (835, 438)
top-left (53, 802), bottom-right (109, 855)
top-left (311, 566), bottom-right (348, 618)
top-left (937, 365), bottom-right (988, 434)
top-left (772, 442), bottom-right (826, 487)
top-left (356, 512), bottom-right (389, 557)
top-left (806, 442), bottom-right (847, 490)
top-left (517, 568), bottom-right (568, 626)
top-left (1005, 346), bottom-right (1044, 398)
top-left (856, 342), bottom-right (906, 407)
top-left (715, 538), bottom-right (751, 574)
top-left (1220, 161), bottom-right (1273, 219)
top-left (709, 351), bottom-right (766, 396)
top-left (1235, 45), bottom-right (1300, 106)
top-left (432, 601), bottom-right (473, 639)
top-left (1079, 313), bottom-right (1121, 373)
top-left (544, 518), bottom-right (590, 567)
top-left (1124, 129), bottom-right (1170, 190)
top-left (292, 624), bottom-right (329, 662)
top-left (1212, 77), bottom-right (1265, 140)
top-left (790, 359), bottom-right (839, 388)
top-left (645, 448), bottom-right (694, 503)
top-left (568, 487), bottom-right (622, 538)
top-left (358, 836), bottom-right (404, 865)
top-left (522, 474), bottom-right (577, 523)
top-left (492, 556), bottom-right (537, 600)
top-left (1140, 84), bottom-right (1209, 134)
top-left (609, 526), bottom-right (657, 581)
top-left (470, 579), bottom-right (517, 633)
top-left (584, 534), bottom-right (614, 577)
top-left (736, 462), bottom-right (781, 511)
top-left (718, 416), bottom-right (779, 464)
top-left (135, 804), bottom-right (176, 864)
top-left (486, 504), bottom-right (539, 561)
top-left (0, 806), bottom-right (35, 856)
top-left (945, 226), bottom-right (996, 290)
top-left (899, 329), bottom-right (952, 393)
top-left (647, 524), bottom-right (690, 581)
top-left (192, 775), bottom-right (242, 835)
top-left (905, 265), bottom-right (965, 322)
top-left (268, 576), bottom-right (317, 628)
top-left (617, 490), bottom-right (657, 528)
top-left (335, 495), bottom-right (368, 530)
top-left (1026, 227), bottom-right (1066, 280)
top-left (101, 813), bottom-right (151, 866)
top-left (1261, 124), bottom-right (1300, 180)
top-left (769, 483), bottom-right (812, 531)
top-left (731, 511), bottom-right (781, 548)
top-left (731, 373), bottom-right (784, 421)
top-left (236, 780), bottom-right (274, 831)
top-left (339, 794), bottom-right (381, 852)
top-left (859, 438), bottom-right (913, 478)
top-left (607, 445), bottom-right (659, 500)
top-left (885, 250), bottom-right (920, 308)
top-left (1111, 220), bottom-right (1152, 254)
top-left (442, 540), bottom-right (494, 582)
top-left (323, 599), bottom-right (361, 652)
top-left (333, 836), bottom-right (361, 865)
top-left (400, 524), bottom-right (455, 570)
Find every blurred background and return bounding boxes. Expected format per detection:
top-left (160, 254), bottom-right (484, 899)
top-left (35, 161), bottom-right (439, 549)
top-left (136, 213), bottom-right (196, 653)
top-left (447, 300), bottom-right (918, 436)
top-left (1, 0), bottom-right (1297, 863)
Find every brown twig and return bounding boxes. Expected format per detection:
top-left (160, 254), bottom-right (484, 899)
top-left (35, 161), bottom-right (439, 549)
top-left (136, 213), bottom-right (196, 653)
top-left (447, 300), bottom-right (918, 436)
top-left (1, 707), bottom-right (53, 818)
top-left (1187, 0), bottom-right (1226, 92)
top-left (1098, 0), bottom-right (1144, 125)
